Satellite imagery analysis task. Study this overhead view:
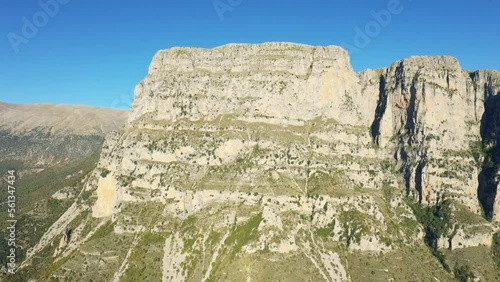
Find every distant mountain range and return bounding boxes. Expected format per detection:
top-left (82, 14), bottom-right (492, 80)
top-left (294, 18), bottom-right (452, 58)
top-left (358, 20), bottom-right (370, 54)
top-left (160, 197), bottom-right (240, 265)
top-left (0, 102), bottom-right (127, 165)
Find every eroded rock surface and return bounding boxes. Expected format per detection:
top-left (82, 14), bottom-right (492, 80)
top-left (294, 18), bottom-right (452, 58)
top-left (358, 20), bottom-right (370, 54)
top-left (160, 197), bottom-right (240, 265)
top-left (18, 43), bottom-right (500, 282)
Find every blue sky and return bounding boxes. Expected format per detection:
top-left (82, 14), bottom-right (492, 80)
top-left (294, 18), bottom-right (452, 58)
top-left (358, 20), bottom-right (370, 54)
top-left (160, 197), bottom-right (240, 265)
top-left (0, 0), bottom-right (499, 109)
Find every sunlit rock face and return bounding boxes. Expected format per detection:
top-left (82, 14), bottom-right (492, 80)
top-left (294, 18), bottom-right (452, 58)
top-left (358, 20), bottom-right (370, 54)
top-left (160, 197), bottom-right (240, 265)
top-left (121, 43), bottom-right (500, 218)
top-left (19, 43), bottom-right (500, 282)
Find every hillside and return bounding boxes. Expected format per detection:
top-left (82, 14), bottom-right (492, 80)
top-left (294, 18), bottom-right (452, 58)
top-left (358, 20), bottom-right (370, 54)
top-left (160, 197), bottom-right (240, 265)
top-left (0, 102), bottom-right (127, 279)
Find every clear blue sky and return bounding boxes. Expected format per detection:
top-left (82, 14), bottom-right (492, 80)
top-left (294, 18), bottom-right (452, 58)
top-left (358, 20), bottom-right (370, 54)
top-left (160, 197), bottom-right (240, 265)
top-left (0, 0), bottom-right (499, 109)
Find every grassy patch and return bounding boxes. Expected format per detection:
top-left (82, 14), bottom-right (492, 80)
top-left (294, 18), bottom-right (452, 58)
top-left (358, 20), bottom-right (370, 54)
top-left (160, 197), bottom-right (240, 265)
top-left (142, 232), bottom-right (164, 245)
top-left (316, 219), bottom-right (335, 238)
top-left (122, 232), bottom-right (165, 282)
top-left (88, 220), bottom-right (115, 241)
top-left (316, 227), bottom-right (332, 238)
top-left (181, 215), bottom-right (198, 233)
top-left (493, 232), bottom-right (500, 268)
top-left (225, 213), bottom-right (263, 254)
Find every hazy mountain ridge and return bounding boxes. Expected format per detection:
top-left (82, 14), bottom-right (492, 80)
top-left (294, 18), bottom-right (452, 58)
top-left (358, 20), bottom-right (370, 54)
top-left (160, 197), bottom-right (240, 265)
top-left (0, 102), bottom-right (128, 166)
top-left (0, 102), bottom-right (127, 135)
top-left (12, 43), bottom-right (500, 281)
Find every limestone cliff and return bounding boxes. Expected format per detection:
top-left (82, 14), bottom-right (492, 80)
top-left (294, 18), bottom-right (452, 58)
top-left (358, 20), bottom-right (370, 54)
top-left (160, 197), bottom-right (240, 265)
top-left (16, 43), bottom-right (500, 282)
top-left (363, 61), bottom-right (500, 219)
top-left (127, 43), bottom-right (500, 220)
top-left (129, 43), bottom-right (369, 126)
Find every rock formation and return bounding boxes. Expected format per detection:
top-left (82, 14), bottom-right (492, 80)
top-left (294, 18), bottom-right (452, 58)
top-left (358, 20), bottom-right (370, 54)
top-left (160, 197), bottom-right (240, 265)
top-left (15, 43), bottom-right (500, 281)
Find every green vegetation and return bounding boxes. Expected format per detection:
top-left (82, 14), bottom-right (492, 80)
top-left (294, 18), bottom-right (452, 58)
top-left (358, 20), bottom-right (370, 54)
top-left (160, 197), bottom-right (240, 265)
top-left (409, 200), bottom-right (452, 271)
top-left (118, 174), bottom-right (136, 187)
top-left (100, 168), bottom-right (111, 177)
top-left (470, 140), bottom-right (489, 167)
top-left (0, 153), bottom-right (99, 213)
top-left (443, 246), bottom-right (500, 281)
top-left (123, 232), bottom-right (165, 282)
top-left (207, 230), bottom-right (221, 246)
top-left (306, 170), bottom-right (344, 195)
top-left (316, 220), bottom-right (335, 238)
top-left (346, 246), bottom-right (453, 281)
top-left (79, 189), bottom-right (93, 203)
top-left (453, 203), bottom-right (488, 226)
top-left (88, 220), bottom-right (115, 241)
top-left (10, 242), bottom-right (66, 281)
top-left (425, 134), bottom-right (441, 141)
top-left (454, 264), bottom-right (475, 282)
top-left (10, 89), bottom-right (500, 281)
top-left (340, 210), bottom-right (373, 246)
top-left (181, 215), bottom-right (198, 233)
top-left (225, 213), bottom-right (263, 254)
top-left (233, 156), bottom-right (254, 174)
top-left (0, 154), bottom-right (99, 270)
top-left (142, 232), bottom-right (166, 246)
top-left (316, 227), bottom-right (332, 238)
top-left (493, 232), bottom-right (500, 267)
top-left (380, 159), bottom-right (396, 172)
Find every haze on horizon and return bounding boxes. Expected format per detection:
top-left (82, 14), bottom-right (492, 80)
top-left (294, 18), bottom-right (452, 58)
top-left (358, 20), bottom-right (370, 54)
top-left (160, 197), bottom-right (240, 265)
top-left (0, 0), bottom-right (499, 109)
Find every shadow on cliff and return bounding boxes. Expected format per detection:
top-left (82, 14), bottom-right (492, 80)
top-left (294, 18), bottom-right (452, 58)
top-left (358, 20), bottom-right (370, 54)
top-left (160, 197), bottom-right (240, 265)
top-left (370, 69), bottom-right (427, 203)
top-left (478, 92), bottom-right (500, 220)
top-left (370, 75), bottom-right (387, 146)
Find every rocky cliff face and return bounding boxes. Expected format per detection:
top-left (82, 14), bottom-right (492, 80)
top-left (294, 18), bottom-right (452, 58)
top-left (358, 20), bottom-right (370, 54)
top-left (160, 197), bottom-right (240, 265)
top-left (129, 43), bottom-right (369, 125)
top-left (362, 58), bottom-right (498, 214)
top-left (16, 43), bottom-right (500, 281)
top-left (376, 63), bottom-right (500, 220)
top-left (127, 43), bottom-right (500, 219)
